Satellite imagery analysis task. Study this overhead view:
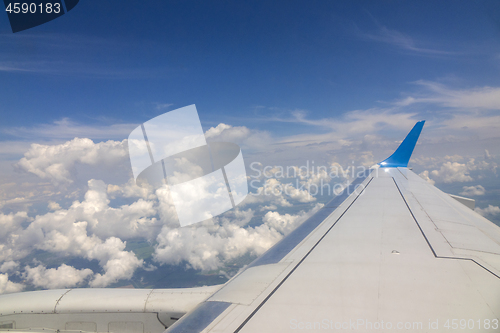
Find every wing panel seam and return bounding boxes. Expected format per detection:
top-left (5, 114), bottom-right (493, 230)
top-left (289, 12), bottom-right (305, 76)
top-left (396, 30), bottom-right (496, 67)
top-left (397, 168), bottom-right (408, 180)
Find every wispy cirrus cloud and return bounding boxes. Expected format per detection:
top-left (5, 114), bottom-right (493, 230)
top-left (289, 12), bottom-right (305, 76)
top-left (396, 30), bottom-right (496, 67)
top-left (356, 25), bottom-right (456, 56)
top-left (2, 118), bottom-right (137, 141)
top-left (153, 103), bottom-right (174, 110)
top-left (0, 62), bottom-right (39, 72)
top-left (0, 33), bottom-right (172, 78)
top-left (395, 80), bottom-right (500, 110)
top-left (0, 60), bottom-right (169, 79)
top-left (286, 108), bottom-right (417, 134)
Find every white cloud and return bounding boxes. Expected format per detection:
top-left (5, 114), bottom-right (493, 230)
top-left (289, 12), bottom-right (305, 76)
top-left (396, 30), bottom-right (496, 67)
top-left (248, 173), bottom-right (318, 204)
top-left (263, 205), bottom-right (323, 235)
top-left (204, 123), bottom-right (273, 154)
top-left (205, 123), bottom-right (241, 139)
top-left (0, 273), bottom-right (24, 294)
top-left (485, 149), bottom-right (493, 161)
top-left (460, 185), bottom-right (485, 196)
top-left (154, 102), bottom-right (173, 110)
top-left (0, 179), bottom-right (151, 287)
top-left (288, 108), bottom-right (417, 135)
top-left (107, 178), bottom-right (156, 200)
top-left (16, 138), bottom-right (128, 185)
top-left (406, 81), bottom-right (500, 110)
top-left (89, 238), bottom-right (143, 287)
top-left (244, 162), bottom-right (352, 207)
top-left (155, 185), bottom-right (181, 228)
top-left (4, 118), bottom-right (136, 141)
top-left (27, 179), bottom-right (154, 243)
top-left (260, 204), bottom-right (278, 211)
top-left (24, 264), bottom-right (93, 289)
top-left (0, 211), bottom-right (29, 242)
top-left (418, 170), bottom-right (435, 185)
top-left (359, 26), bottom-right (454, 56)
top-left (0, 212), bottom-right (31, 261)
top-left (48, 201), bottom-right (61, 211)
top-left (260, 101), bottom-right (499, 168)
top-left (417, 154), bottom-right (498, 185)
top-left (466, 157), bottom-right (498, 175)
top-left (153, 204), bottom-right (322, 271)
top-left (475, 205), bottom-right (500, 217)
top-left (0, 261), bottom-right (19, 273)
top-left (285, 184), bottom-right (316, 203)
top-left (430, 162), bottom-right (473, 183)
top-left (244, 178), bottom-right (292, 208)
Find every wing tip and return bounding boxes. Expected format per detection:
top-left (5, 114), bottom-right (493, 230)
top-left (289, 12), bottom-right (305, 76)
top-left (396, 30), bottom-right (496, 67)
top-left (378, 120), bottom-right (425, 168)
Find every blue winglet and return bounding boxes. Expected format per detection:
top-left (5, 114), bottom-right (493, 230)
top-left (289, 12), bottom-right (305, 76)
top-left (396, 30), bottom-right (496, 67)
top-left (378, 121), bottom-right (425, 168)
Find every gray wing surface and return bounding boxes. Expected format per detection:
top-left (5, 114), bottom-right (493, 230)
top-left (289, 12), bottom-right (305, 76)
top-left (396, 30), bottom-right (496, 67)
top-left (166, 125), bottom-right (500, 333)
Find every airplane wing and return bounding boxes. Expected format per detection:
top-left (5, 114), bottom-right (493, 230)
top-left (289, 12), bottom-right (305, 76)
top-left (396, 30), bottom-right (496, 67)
top-left (166, 121), bottom-right (500, 333)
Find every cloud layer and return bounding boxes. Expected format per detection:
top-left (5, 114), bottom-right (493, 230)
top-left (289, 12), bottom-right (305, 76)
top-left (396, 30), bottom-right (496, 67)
top-left (1, 80), bottom-right (500, 293)
top-left (0, 134), bottom-right (334, 292)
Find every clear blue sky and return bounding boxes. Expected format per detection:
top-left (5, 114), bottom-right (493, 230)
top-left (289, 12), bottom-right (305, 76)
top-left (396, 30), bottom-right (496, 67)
top-left (1, 0), bottom-right (500, 137)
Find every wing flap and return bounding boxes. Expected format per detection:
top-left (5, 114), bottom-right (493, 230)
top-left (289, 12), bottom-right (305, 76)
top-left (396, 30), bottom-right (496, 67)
top-left (208, 262), bottom-right (291, 305)
top-left (389, 167), bottom-right (500, 276)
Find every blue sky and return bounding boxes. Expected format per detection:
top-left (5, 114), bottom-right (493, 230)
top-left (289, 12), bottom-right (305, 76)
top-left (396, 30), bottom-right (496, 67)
top-left (1, 1), bottom-right (500, 292)
top-left (1, 0), bottom-right (500, 134)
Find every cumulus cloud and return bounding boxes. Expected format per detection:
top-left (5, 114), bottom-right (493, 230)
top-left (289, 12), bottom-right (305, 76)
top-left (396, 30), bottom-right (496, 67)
top-left (0, 261), bottom-right (19, 273)
top-left (6, 166), bottom-right (329, 288)
top-left (460, 185), bottom-right (485, 196)
top-left (285, 184), bottom-right (316, 203)
top-left (0, 211), bottom-right (29, 242)
top-left (204, 123), bottom-right (273, 153)
top-left (48, 201), bottom-right (61, 211)
top-left (205, 123), bottom-right (249, 141)
top-left (0, 212), bottom-right (31, 261)
top-left (89, 238), bottom-right (143, 287)
top-left (24, 264), bottom-right (93, 289)
top-left (0, 273), bottom-right (24, 294)
top-left (466, 156), bottom-right (498, 176)
top-left (430, 162), bottom-right (473, 183)
top-left (262, 205), bottom-right (322, 235)
top-left (16, 138), bottom-right (128, 185)
top-left (0, 179), bottom-right (152, 288)
top-left (246, 162), bottom-right (350, 206)
top-left (245, 178), bottom-right (292, 207)
top-left (107, 178), bottom-right (156, 200)
top-left (155, 185), bottom-right (181, 228)
top-left (154, 204), bottom-right (322, 271)
top-left (475, 205), bottom-right (500, 217)
top-left (418, 170), bottom-right (436, 185)
top-left (260, 204), bottom-right (278, 211)
top-left (416, 153), bottom-right (498, 185)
